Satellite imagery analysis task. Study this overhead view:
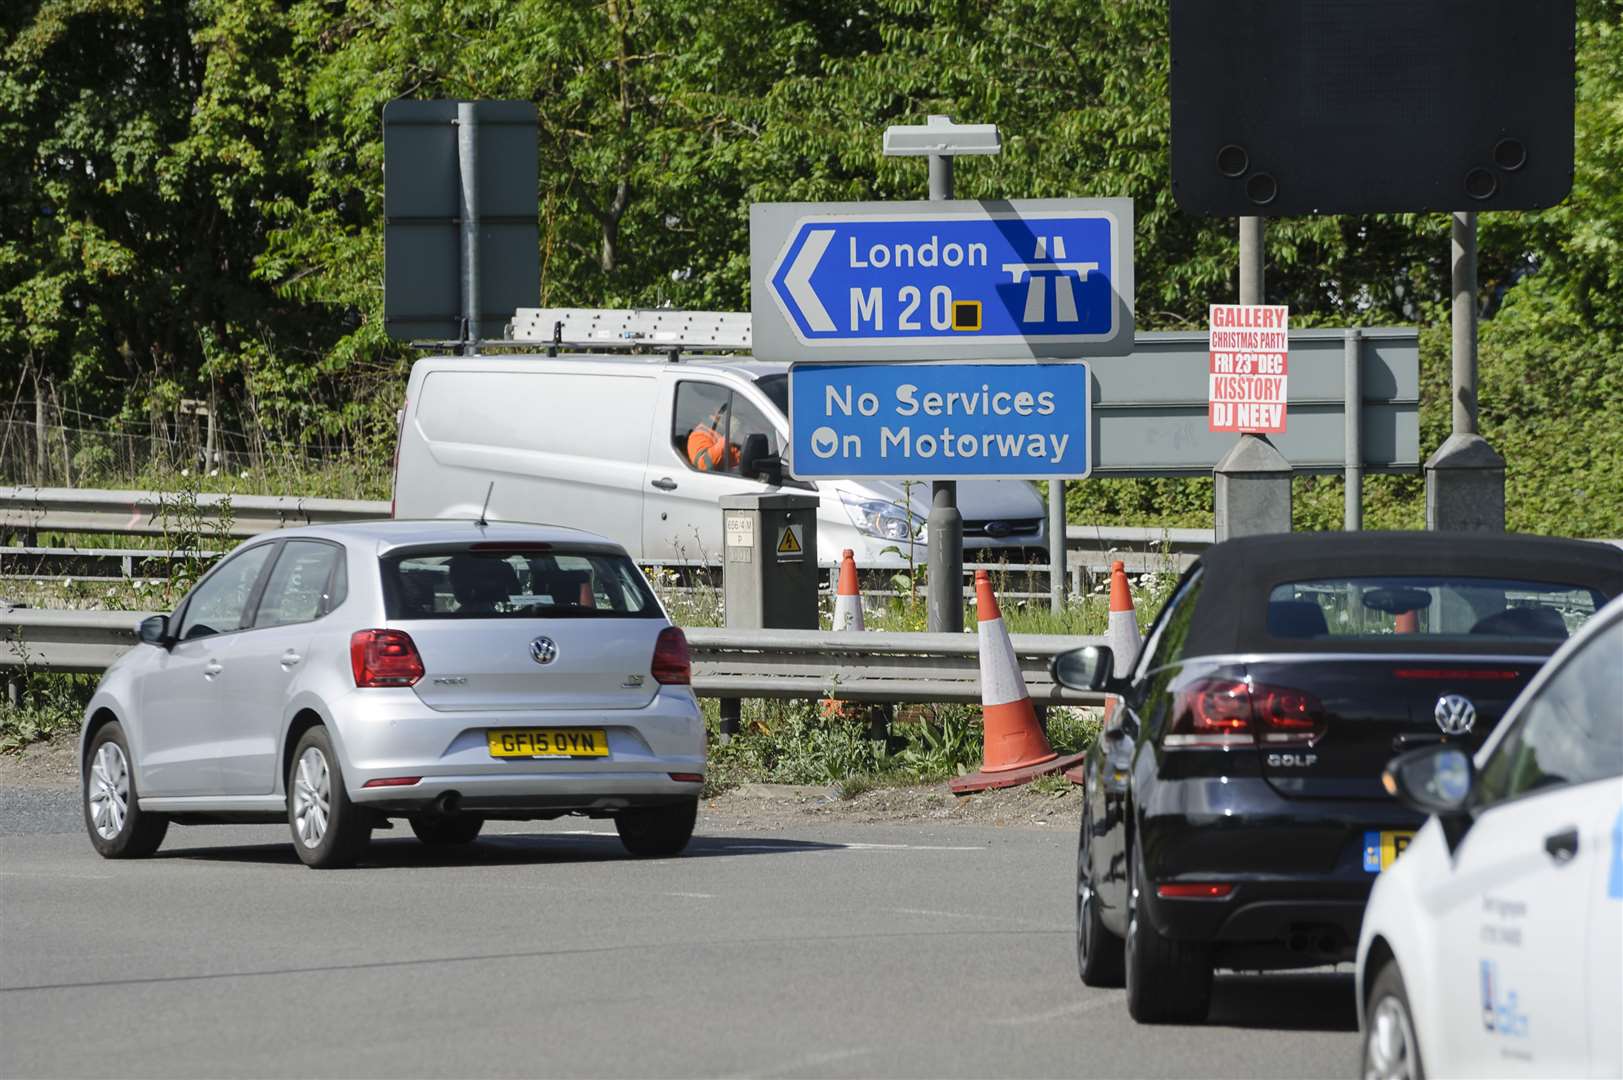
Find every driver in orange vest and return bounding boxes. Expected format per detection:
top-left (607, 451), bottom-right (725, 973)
top-left (687, 403), bottom-right (741, 472)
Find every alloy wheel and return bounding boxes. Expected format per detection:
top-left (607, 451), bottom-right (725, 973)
top-left (292, 747), bottom-right (332, 848)
top-left (88, 742), bottom-right (130, 840)
top-left (1364, 995), bottom-right (1420, 1080)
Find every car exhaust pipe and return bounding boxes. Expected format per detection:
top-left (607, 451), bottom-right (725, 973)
top-left (436, 791), bottom-right (462, 816)
top-left (1287, 931), bottom-right (1311, 952)
top-left (1316, 933), bottom-right (1339, 955)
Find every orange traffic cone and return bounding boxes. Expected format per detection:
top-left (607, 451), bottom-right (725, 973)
top-left (1105, 560), bottom-right (1141, 677)
top-left (833, 549), bottom-right (864, 632)
top-left (950, 570), bottom-right (1087, 795)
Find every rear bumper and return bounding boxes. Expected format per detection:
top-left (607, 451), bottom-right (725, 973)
top-left (329, 686), bottom-right (705, 805)
top-left (1137, 775), bottom-right (1423, 962)
top-left (353, 770), bottom-right (703, 814)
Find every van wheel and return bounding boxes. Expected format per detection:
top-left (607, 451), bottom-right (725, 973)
top-left (1363, 960), bottom-right (1426, 1080)
top-left (409, 814), bottom-right (485, 845)
top-left (83, 723), bottom-right (168, 858)
top-left (1125, 846), bottom-right (1212, 1023)
top-left (1077, 801), bottom-right (1124, 986)
top-left (616, 797), bottom-right (698, 857)
top-left (288, 727), bottom-right (371, 869)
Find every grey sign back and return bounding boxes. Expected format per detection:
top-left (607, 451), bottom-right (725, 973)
top-left (383, 100), bottom-right (539, 342)
top-left (1091, 328), bottom-right (1418, 476)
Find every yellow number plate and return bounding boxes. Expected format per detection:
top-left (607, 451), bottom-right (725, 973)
top-left (1363, 830), bottom-right (1415, 872)
top-left (486, 728), bottom-right (609, 758)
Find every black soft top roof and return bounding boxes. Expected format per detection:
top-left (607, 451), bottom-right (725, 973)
top-left (1182, 531), bottom-right (1623, 657)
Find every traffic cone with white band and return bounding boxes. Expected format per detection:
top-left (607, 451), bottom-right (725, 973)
top-left (1105, 560), bottom-right (1141, 678)
top-left (951, 570), bottom-right (1087, 795)
top-left (833, 549), bottom-right (864, 632)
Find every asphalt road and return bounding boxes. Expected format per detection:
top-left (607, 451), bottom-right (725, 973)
top-left (1, 788), bottom-right (1358, 1078)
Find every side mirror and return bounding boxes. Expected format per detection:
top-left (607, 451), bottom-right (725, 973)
top-left (137, 614), bottom-right (171, 648)
top-left (1383, 743), bottom-right (1473, 817)
top-left (740, 434), bottom-right (783, 485)
top-left (1051, 645), bottom-right (1117, 692)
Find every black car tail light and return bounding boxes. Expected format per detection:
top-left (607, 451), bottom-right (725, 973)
top-left (1168, 679), bottom-right (1326, 749)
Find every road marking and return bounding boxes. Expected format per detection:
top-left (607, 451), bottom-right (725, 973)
top-left (842, 841), bottom-right (984, 852)
top-left (723, 1046), bottom-right (872, 1079)
top-left (664, 892), bottom-right (716, 899)
top-left (0, 870), bottom-right (113, 881)
top-left (986, 995), bottom-right (1120, 1026)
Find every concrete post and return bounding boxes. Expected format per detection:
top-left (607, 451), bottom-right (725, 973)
top-left (1425, 211), bottom-right (1505, 530)
top-left (1344, 328), bottom-right (1363, 530)
top-left (1214, 216), bottom-right (1292, 538)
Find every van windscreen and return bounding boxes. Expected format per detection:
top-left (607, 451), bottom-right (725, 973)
top-left (382, 547), bottom-right (661, 619)
top-left (754, 374), bottom-right (789, 416)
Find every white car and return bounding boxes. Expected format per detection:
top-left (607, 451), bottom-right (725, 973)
top-left (1356, 595), bottom-right (1623, 1079)
top-left (80, 519), bottom-right (705, 869)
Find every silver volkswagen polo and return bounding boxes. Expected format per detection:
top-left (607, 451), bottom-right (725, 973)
top-left (79, 520), bottom-right (705, 868)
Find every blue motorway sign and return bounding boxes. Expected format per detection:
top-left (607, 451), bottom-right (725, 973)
top-left (787, 362), bottom-right (1091, 480)
top-left (750, 198), bottom-right (1133, 363)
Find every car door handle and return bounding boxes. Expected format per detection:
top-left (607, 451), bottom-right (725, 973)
top-left (1543, 827), bottom-right (1579, 864)
top-left (203, 660), bottom-right (222, 679)
top-left (650, 477), bottom-right (678, 491)
top-left (281, 650), bottom-right (303, 668)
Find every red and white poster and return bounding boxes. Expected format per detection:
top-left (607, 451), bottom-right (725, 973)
top-left (1208, 304), bottom-right (1288, 433)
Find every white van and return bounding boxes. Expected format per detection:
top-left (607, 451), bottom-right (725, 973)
top-left (391, 354), bottom-right (1048, 566)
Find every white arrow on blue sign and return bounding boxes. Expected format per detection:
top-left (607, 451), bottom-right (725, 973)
top-left (750, 198), bottom-right (1134, 362)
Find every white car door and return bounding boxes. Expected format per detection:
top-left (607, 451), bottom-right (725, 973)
top-left (1589, 800), bottom-right (1623, 1077)
top-left (1424, 619), bottom-right (1622, 1079)
top-left (221, 540), bottom-right (345, 795)
top-left (136, 543), bottom-right (277, 796)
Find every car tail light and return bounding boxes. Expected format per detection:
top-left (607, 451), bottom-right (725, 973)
top-left (669, 772), bottom-right (704, 783)
top-left (1167, 678), bottom-right (1326, 748)
top-left (1393, 668), bottom-right (1523, 681)
top-left (351, 629), bottom-right (425, 688)
top-left (1157, 883), bottom-right (1234, 899)
top-left (651, 627), bottom-right (691, 686)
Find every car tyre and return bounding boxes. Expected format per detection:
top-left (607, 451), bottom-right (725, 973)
top-left (83, 722), bottom-right (168, 858)
top-left (1363, 960), bottom-right (1426, 1080)
top-left (288, 726), bottom-right (371, 869)
top-left (408, 813), bottom-right (485, 846)
top-left (1125, 845), bottom-right (1213, 1023)
top-left (615, 797), bottom-right (698, 857)
top-left (1077, 798), bottom-right (1125, 987)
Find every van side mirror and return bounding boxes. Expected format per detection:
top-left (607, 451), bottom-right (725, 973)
top-left (137, 614), bottom-right (172, 648)
top-left (740, 434), bottom-right (783, 486)
top-left (1051, 645), bottom-right (1120, 692)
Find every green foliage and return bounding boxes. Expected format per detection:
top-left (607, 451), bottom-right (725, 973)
top-left (1, 0), bottom-right (1619, 531)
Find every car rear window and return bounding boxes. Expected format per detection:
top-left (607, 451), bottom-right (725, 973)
top-left (382, 547), bottom-right (661, 619)
top-left (1266, 577), bottom-right (1605, 641)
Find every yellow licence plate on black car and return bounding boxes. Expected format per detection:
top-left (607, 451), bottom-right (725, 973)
top-left (487, 728), bottom-right (609, 758)
top-left (1363, 830), bottom-right (1414, 872)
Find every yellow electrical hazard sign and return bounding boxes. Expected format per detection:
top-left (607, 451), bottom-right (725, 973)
top-left (776, 523), bottom-right (805, 561)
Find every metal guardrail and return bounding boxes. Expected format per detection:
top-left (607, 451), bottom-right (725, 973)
top-left (0, 608), bottom-right (1105, 707)
top-left (0, 486), bottom-right (1207, 579)
top-left (0, 486), bottom-right (382, 539)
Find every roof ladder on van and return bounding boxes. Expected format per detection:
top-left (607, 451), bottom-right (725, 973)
top-left (505, 308), bottom-right (752, 360)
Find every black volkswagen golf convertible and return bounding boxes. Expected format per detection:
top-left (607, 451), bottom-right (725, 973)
top-left (1052, 532), bottom-right (1623, 1024)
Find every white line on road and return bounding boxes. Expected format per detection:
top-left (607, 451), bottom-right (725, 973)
top-left (985, 995), bottom-right (1120, 1026)
top-left (723, 1046), bottom-right (873, 1079)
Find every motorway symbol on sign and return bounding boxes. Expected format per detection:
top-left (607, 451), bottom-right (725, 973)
top-left (750, 199), bottom-right (1134, 362)
top-left (788, 362), bottom-right (1091, 480)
